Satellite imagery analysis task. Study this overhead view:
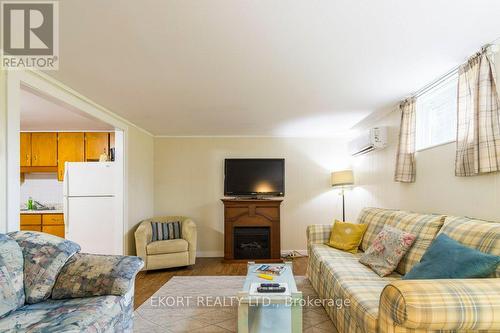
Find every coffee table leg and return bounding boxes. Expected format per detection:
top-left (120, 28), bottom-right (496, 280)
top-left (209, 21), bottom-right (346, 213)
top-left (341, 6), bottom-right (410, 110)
top-left (291, 291), bottom-right (303, 333)
top-left (238, 302), bottom-right (249, 333)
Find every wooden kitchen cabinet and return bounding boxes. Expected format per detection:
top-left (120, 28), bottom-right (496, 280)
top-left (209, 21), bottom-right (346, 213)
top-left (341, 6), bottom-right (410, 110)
top-left (21, 131), bottom-right (113, 179)
top-left (21, 214), bottom-right (41, 225)
top-left (20, 133), bottom-right (32, 167)
top-left (58, 132), bottom-right (85, 181)
top-left (42, 214), bottom-right (65, 238)
top-left (20, 225), bottom-right (42, 232)
top-left (20, 214), bottom-right (42, 232)
top-left (42, 225), bottom-right (65, 238)
top-left (42, 214), bottom-right (64, 225)
top-left (20, 213), bottom-right (65, 238)
top-left (85, 132), bottom-right (109, 161)
top-left (31, 133), bottom-right (57, 166)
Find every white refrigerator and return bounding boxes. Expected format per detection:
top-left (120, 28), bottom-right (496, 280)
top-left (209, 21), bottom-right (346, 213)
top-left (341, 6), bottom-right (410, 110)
top-left (63, 162), bottom-right (121, 255)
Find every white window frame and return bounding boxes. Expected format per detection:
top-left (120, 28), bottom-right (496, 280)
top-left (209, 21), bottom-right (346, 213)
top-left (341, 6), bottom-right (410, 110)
top-left (415, 74), bottom-right (458, 152)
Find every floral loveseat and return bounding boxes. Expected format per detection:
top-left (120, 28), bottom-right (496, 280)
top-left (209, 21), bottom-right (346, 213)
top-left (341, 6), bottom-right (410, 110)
top-left (307, 207), bottom-right (500, 333)
top-left (0, 231), bottom-right (143, 332)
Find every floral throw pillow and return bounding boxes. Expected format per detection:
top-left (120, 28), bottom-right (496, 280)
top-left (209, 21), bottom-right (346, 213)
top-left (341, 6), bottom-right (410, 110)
top-left (359, 226), bottom-right (416, 277)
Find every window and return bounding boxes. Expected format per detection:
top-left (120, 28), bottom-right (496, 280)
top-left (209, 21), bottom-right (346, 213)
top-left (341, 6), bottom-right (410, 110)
top-left (415, 75), bottom-right (458, 151)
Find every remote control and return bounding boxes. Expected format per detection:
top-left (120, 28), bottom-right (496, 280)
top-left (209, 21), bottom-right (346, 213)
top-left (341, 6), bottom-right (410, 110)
top-left (257, 287), bottom-right (286, 293)
top-left (260, 283), bottom-right (280, 288)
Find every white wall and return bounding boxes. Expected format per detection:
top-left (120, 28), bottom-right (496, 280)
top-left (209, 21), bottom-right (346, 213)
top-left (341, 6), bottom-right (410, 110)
top-left (126, 127), bottom-right (155, 255)
top-left (154, 137), bottom-right (349, 256)
top-left (347, 49), bottom-right (500, 223)
top-left (349, 110), bottom-right (500, 222)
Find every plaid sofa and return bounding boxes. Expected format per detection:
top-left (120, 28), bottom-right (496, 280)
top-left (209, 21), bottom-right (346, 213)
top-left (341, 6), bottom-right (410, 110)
top-left (307, 207), bottom-right (500, 333)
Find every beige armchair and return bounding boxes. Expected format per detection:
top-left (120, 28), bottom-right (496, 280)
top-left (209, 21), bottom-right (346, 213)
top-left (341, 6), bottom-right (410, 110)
top-left (135, 216), bottom-right (197, 270)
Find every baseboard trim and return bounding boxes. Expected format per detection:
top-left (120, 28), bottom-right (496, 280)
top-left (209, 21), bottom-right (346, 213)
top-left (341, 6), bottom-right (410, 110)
top-left (196, 250), bottom-right (224, 257)
top-left (281, 249), bottom-right (308, 257)
top-left (196, 250), bottom-right (309, 258)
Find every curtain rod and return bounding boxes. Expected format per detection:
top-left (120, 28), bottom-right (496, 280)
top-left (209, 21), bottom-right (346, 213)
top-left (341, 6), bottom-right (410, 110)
top-left (413, 66), bottom-right (459, 98)
top-left (411, 43), bottom-right (499, 99)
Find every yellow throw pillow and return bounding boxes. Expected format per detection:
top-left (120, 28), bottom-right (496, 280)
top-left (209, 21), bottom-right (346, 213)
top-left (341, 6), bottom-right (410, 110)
top-left (327, 220), bottom-right (368, 253)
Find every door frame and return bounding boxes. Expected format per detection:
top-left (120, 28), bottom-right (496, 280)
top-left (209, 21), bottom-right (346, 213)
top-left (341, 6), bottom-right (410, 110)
top-left (2, 69), bottom-right (136, 255)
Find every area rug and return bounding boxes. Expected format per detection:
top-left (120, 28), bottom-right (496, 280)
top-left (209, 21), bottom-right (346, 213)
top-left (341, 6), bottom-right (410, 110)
top-left (133, 276), bottom-right (335, 333)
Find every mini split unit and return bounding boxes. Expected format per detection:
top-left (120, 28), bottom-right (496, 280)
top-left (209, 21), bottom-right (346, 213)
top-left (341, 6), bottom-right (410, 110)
top-left (349, 127), bottom-right (388, 156)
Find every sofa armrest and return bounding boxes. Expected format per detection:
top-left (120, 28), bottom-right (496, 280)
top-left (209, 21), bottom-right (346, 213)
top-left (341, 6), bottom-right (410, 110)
top-left (135, 220), bottom-right (152, 268)
top-left (379, 279), bottom-right (500, 332)
top-left (51, 253), bottom-right (144, 299)
top-left (306, 224), bottom-right (332, 252)
top-left (182, 218), bottom-right (197, 265)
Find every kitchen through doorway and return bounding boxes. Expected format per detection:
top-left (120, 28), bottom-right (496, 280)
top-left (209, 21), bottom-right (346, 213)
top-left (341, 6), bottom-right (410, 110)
top-left (5, 70), bottom-right (126, 255)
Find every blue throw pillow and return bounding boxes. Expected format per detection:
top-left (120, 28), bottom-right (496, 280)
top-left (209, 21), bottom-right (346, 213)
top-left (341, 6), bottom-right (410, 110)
top-left (403, 233), bottom-right (500, 280)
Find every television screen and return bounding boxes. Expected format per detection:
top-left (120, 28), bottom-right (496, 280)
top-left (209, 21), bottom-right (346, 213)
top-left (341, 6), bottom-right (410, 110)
top-left (224, 159), bottom-right (285, 196)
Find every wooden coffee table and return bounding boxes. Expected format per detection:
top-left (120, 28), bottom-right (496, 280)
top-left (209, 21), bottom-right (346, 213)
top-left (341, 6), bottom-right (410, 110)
top-left (238, 261), bottom-right (303, 333)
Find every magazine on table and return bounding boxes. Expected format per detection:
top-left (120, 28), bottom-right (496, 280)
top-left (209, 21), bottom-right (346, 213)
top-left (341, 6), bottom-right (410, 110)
top-left (254, 264), bottom-right (286, 276)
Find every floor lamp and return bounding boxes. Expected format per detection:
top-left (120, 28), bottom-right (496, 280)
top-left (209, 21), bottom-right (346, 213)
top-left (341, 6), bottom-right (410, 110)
top-left (331, 170), bottom-right (354, 222)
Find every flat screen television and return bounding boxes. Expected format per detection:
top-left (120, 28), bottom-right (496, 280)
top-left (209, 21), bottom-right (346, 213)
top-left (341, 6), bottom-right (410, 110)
top-left (224, 158), bottom-right (285, 197)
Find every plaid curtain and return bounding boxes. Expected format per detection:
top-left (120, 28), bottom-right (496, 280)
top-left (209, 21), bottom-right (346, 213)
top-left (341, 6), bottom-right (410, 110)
top-left (394, 98), bottom-right (417, 183)
top-left (455, 50), bottom-right (500, 176)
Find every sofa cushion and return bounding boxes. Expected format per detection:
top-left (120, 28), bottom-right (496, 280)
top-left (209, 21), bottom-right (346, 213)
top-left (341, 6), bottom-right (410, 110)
top-left (386, 211), bottom-right (445, 275)
top-left (147, 238), bottom-right (188, 255)
top-left (327, 220), bottom-right (367, 253)
top-left (7, 231), bottom-right (80, 304)
top-left (438, 216), bottom-right (500, 277)
top-left (308, 244), bottom-right (358, 295)
top-left (52, 253), bottom-right (144, 299)
top-left (0, 234), bottom-right (25, 318)
top-left (403, 234), bottom-right (500, 280)
top-left (358, 207), bottom-right (399, 252)
top-left (0, 295), bottom-right (124, 332)
top-left (310, 244), bottom-right (401, 333)
top-left (359, 226), bottom-right (416, 277)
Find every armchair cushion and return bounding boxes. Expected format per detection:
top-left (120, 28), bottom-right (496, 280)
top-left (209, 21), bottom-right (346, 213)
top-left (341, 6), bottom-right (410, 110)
top-left (0, 234), bottom-right (25, 318)
top-left (135, 216), bottom-right (197, 270)
top-left (147, 239), bottom-right (188, 255)
top-left (151, 221), bottom-right (182, 241)
top-left (51, 253), bottom-right (144, 299)
top-left (7, 231), bottom-right (80, 304)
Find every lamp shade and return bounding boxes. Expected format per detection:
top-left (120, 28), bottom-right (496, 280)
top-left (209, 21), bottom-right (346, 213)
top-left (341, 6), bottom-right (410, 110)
top-left (331, 170), bottom-right (354, 187)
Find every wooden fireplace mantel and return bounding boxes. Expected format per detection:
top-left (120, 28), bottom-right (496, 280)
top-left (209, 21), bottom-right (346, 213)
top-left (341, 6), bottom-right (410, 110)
top-left (222, 198), bottom-right (283, 263)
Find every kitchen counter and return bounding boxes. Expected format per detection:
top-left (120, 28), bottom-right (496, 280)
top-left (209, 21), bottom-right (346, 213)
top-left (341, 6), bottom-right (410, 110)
top-left (20, 210), bottom-right (63, 214)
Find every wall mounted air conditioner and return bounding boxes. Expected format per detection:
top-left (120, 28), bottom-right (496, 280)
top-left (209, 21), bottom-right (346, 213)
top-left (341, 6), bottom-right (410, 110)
top-left (349, 127), bottom-right (388, 156)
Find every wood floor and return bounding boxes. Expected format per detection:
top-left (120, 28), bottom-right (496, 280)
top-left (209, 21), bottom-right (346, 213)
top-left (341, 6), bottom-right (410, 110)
top-left (134, 257), bottom-right (308, 309)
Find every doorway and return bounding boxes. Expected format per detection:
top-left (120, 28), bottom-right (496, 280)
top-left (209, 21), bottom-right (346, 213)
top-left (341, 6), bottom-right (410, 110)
top-left (4, 70), bottom-right (127, 255)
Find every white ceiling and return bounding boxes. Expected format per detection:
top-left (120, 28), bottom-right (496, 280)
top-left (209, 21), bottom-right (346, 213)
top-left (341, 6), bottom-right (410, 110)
top-left (20, 86), bottom-right (114, 131)
top-left (47, 0), bottom-right (500, 136)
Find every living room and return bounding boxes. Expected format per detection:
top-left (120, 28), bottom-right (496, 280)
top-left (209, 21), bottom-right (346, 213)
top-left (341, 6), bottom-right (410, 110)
top-left (1, 1), bottom-right (499, 333)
